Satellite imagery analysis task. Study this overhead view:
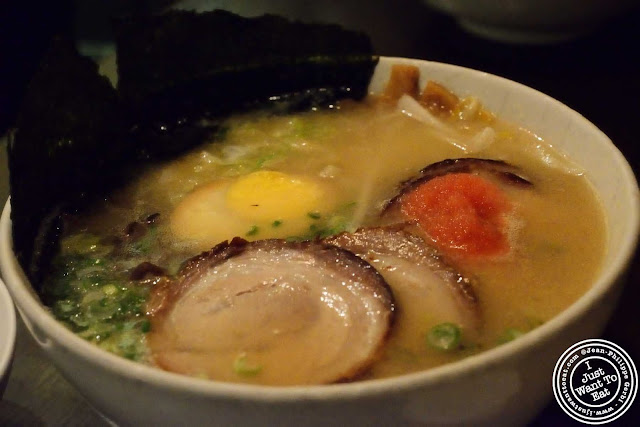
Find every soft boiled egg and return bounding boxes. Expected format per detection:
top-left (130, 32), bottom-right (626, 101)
top-left (171, 170), bottom-right (336, 249)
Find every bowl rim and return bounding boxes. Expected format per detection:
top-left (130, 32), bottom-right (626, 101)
top-left (0, 56), bottom-right (638, 403)
top-left (0, 268), bottom-right (16, 384)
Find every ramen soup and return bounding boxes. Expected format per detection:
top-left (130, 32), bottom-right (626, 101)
top-left (44, 66), bottom-right (606, 385)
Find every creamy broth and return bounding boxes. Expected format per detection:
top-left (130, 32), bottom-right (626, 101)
top-left (46, 90), bottom-right (606, 383)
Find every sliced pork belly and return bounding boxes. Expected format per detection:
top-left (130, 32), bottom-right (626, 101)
top-left (147, 238), bottom-right (395, 385)
top-left (325, 226), bottom-right (481, 334)
top-left (407, 158), bottom-right (532, 187)
top-left (382, 158), bottom-right (533, 260)
top-left (384, 158), bottom-right (532, 219)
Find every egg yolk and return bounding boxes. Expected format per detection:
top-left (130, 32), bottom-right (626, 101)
top-left (170, 170), bottom-right (333, 249)
top-left (226, 171), bottom-right (323, 221)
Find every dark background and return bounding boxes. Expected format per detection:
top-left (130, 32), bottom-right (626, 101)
top-left (1, 1), bottom-right (638, 425)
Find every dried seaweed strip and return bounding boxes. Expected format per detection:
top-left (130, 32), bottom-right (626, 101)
top-left (114, 10), bottom-right (375, 104)
top-left (115, 10), bottom-right (377, 159)
top-left (9, 38), bottom-right (126, 286)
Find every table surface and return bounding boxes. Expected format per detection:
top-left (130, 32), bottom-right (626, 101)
top-left (1, 1), bottom-right (639, 425)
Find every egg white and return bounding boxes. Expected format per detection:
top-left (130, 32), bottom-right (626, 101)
top-left (170, 170), bottom-right (336, 249)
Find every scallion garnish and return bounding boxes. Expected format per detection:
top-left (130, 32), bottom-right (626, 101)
top-left (307, 211), bottom-right (321, 220)
top-left (497, 328), bottom-right (524, 344)
top-left (232, 353), bottom-right (262, 377)
top-left (140, 319), bottom-right (151, 333)
top-left (245, 225), bottom-right (259, 236)
top-left (426, 322), bottom-right (461, 351)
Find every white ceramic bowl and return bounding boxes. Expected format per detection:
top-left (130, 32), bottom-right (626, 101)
top-left (1, 57), bottom-right (638, 426)
top-left (424, 0), bottom-right (637, 43)
top-left (0, 275), bottom-right (16, 397)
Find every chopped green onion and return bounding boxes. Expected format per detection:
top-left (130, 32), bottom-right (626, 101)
top-left (140, 319), bottom-right (151, 333)
top-left (233, 353), bottom-right (262, 377)
top-left (307, 211), bottom-right (322, 220)
top-left (102, 284), bottom-right (118, 296)
top-left (127, 226), bottom-right (158, 256)
top-left (498, 328), bottom-right (524, 344)
top-left (272, 220), bottom-right (283, 227)
top-left (426, 323), bottom-right (461, 351)
top-left (245, 225), bottom-right (259, 236)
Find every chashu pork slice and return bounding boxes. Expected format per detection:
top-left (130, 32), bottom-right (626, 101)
top-left (325, 226), bottom-right (481, 336)
top-left (382, 157), bottom-right (532, 223)
top-left (380, 158), bottom-right (534, 261)
top-left (147, 238), bottom-right (395, 386)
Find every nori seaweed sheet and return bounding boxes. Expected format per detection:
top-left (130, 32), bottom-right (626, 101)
top-left (115, 10), bottom-right (375, 106)
top-left (8, 10), bottom-right (378, 289)
top-left (115, 10), bottom-right (377, 159)
top-left (9, 37), bottom-right (126, 286)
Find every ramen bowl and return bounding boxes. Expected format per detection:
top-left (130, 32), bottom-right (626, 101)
top-left (0, 277), bottom-right (16, 398)
top-left (0, 57), bottom-right (638, 426)
top-left (423, 0), bottom-right (637, 43)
